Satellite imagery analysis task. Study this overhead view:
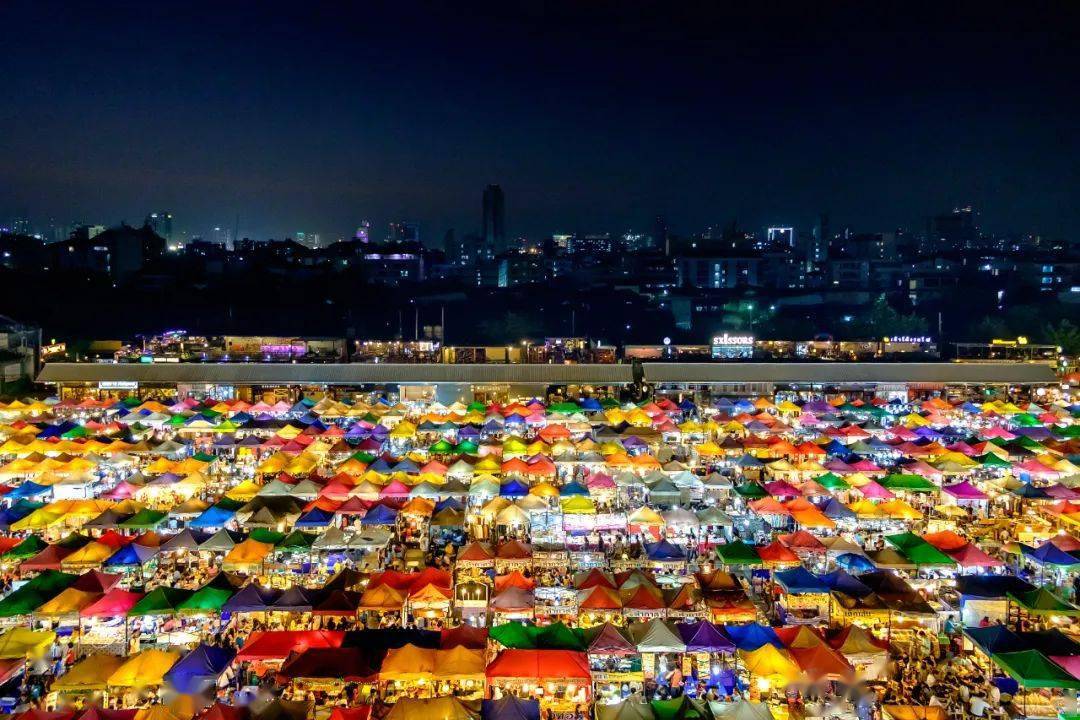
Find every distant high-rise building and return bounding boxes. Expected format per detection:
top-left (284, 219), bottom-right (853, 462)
top-left (653, 215), bottom-right (669, 256)
top-left (11, 218), bottom-right (32, 236)
top-left (145, 211), bottom-right (173, 242)
top-left (929, 206), bottom-right (978, 251)
top-left (482, 184), bottom-right (506, 251)
top-left (388, 221), bottom-right (419, 244)
top-left (295, 232), bottom-right (321, 249)
top-left (767, 226), bottom-right (796, 249)
top-left (806, 213), bottom-right (829, 266)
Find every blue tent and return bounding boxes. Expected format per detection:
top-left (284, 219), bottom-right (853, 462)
top-left (723, 623), bottom-right (781, 651)
top-left (361, 504), bottom-right (398, 526)
top-left (955, 575), bottom-right (1036, 600)
top-left (499, 480), bottom-right (530, 498)
top-left (165, 644), bottom-right (236, 693)
top-left (190, 505), bottom-right (237, 529)
top-left (645, 540), bottom-right (687, 562)
top-left (559, 481), bottom-right (589, 497)
top-left (964, 625), bottom-right (1028, 655)
top-left (0, 499), bottom-right (45, 528)
top-left (482, 697), bottom-right (541, 720)
top-left (295, 508), bottom-right (334, 528)
top-left (821, 569), bottom-right (873, 598)
top-left (222, 584), bottom-right (280, 613)
top-left (578, 398), bottom-right (602, 412)
top-left (821, 499), bottom-right (857, 520)
top-left (435, 498), bottom-right (464, 513)
top-left (272, 587), bottom-right (318, 612)
top-left (105, 543), bottom-right (158, 567)
top-left (6, 481), bottom-right (51, 500)
top-left (774, 567), bottom-right (829, 594)
top-left (1022, 542), bottom-right (1080, 567)
top-left (836, 553), bottom-right (876, 573)
top-left (1011, 483), bottom-right (1050, 500)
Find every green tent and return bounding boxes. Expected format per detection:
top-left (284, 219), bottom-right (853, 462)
top-left (214, 497), bottom-right (245, 512)
top-left (454, 440), bottom-right (479, 454)
top-left (119, 508), bottom-right (168, 530)
top-left (549, 402), bottom-right (580, 415)
top-left (248, 528), bottom-right (286, 545)
top-left (991, 650), bottom-right (1080, 689)
top-left (733, 482), bottom-right (767, 499)
top-left (716, 540), bottom-right (762, 566)
top-left (1007, 587), bottom-right (1080, 616)
top-left (0, 570), bottom-right (77, 617)
top-left (535, 621), bottom-right (586, 650)
top-left (977, 453), bottom-right (1012, 469)
top-left (816, 473), bottom-right (850, 491)
top-left (466, 401), bottom-right (486, 413)
top-left (885, 532), bottom-right (955, 566)
top-left (128, 586), bottom-right (194, 616)
top-left (650, 697), bottom-right (707, 720)
top-left (429, 439), bottom-right (455, 454)
top-left (489, 621), bottom-right (585, 650)
top-left (600, 398), bottom-right (620, 409)
top-left (276, 530), bottom-right (316, 553)
top-left (351, 452), bottom-right (377, 465)
top-left (1, 535), bottom-right (48, 561)
top-left (192, 451), bottom-right (216, 463)
top-left (880, 474), bottom-right (939, 493)
top-left (489, 621), bottom-right (536, 649)
top-left (179, 583), bottom-right (235, 614)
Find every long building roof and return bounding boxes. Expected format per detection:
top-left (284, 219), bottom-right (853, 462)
top-left (36, 361), bottom-right (1057, 386)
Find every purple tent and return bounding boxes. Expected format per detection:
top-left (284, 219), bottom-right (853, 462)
top-left (677, 621), bottom-right (735, 652)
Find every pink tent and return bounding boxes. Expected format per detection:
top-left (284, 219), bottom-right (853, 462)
top-left (945, 544), bottom-right (1003, 568)
top-left (942, 481), bottom-right (988, 501)
top-left (854, 481), bottom-right (895, 500)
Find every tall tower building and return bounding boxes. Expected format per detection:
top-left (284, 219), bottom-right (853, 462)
top-left (146, 212), bottom-right (173, 242)
top-left (482, 184), bottom-right (506, 251)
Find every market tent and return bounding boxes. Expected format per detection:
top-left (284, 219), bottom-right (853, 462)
top-left (51, 653), bottom-right (127, 693)
top-left (991, 650), bottom-right (1080, 688)
top-left (595, 702), bottom-right (654, 720)
top-left (738, 644), bottom-right (802, 682)
top-left (278, 647), bottom-right (378, 683)
top-left (106, 649), bottom-right (181, 687)
top-left (0, 628), bottom-right (56, 658)
top-left (629, 619), bottom-right (686, 653)
top-left (236, 630), bottom-right (345, 662)
top-left (164, 644), bottom-right (236, 694)
top-left (383, 697), bottom-right (479, 720)
top-left (480, 696), bottom-right (540, 720)
top-left (485, 649), bottom-right (591, 679)
top-left (80, 589), bottom-right (145, 618)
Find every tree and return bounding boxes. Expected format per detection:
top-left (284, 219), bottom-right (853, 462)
top-left (1043, 319), bottom-right (1080, 356)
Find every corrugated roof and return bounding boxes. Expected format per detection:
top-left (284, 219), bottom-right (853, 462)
top-left (36, 361), bottom-right (1056, 386)
top-left (641, 362), bottom-right (1057, 385)
top-left (36, 362), bottom-right (633, 386)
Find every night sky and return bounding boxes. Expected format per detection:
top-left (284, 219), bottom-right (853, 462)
top-left (2, 1), bottom-right (1078, 244)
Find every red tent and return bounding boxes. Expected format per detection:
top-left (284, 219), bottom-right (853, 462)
top-left (199, 703), bottom-right (249, 720)
top-left (236, 630), bottom-right (345, 662)
top-left (485, 650), bottom-right (591, 679)
top-left (441, 624), bottom-right (489, 650)
top-left (79, 588), bottom-right (144, 618)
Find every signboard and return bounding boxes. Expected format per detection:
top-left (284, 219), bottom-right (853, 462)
top-left (98, 381), bottom-right (138, 390)
top-left (711, 333), bottom-right (754, 359)
top-left (41, 342), bottom-right (66, 357)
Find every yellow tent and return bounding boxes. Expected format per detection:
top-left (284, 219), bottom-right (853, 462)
top-left (739, 644), bottom-right (801, 683)
top-left (60, 542), bottom-right (116, 570)
top-left (529, 481), bottom-right (560, 498)
top-left (222, 539), bottom-right (274, 571)
top-left (561, 496), bottom-right (597, 515)
top-left (359, 584), bottom-right (405, 611)
top-left (52, 653), bottom-right (126, 692)
top-left (0, 627), bottom-right (56, 658)
top-left (628, 506), bottom-right (665, 526)
top-left (878, 499), bottom-right (924, 520)
top-left (389, 421), bottom-right (417, 439)
top-left (846, 500), bottom-right (884, 519)
top-left (107, 648), bottom-right (181, 687)
top-left (225, 479), bottom-right (262, 501)
top-left (380, 644), bottom-right (436, 681)
top-left (35, 588), bottom-right (102, 616)
top-left (384, 697), bottom-right (479, 720)
top-left (435, 646), bottom-right (486, 681)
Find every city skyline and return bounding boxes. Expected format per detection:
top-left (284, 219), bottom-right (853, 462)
top-left (2, 2), bottom-right (1079, 242)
